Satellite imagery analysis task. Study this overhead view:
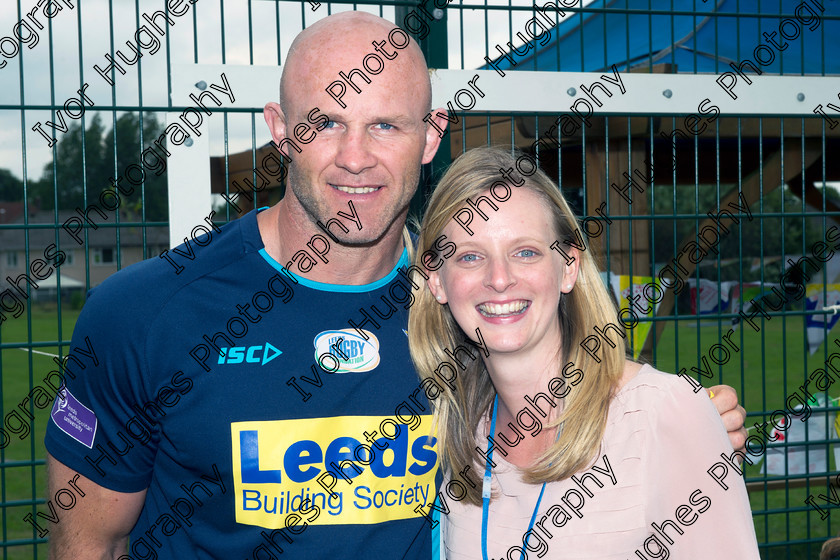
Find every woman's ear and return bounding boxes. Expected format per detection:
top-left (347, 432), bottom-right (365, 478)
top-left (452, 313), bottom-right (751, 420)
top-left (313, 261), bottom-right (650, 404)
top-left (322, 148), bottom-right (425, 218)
top-left (427, 271), bottom-right (448, 304)
top-left (560, 247), bottom-right (581, 293)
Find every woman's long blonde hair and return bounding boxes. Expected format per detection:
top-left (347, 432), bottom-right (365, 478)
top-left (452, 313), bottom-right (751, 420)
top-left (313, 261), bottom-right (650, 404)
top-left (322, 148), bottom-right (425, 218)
top-left (407, 146), bottom-right (626, 505)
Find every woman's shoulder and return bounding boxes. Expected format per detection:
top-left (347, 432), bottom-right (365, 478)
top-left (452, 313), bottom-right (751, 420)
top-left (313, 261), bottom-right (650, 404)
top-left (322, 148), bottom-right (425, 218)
top-left (616, 361), bottom-right (695, 396)
top-left (609, 361), bottom-right (715, 423)
top-left (602, 362), bottom-right (726, 471)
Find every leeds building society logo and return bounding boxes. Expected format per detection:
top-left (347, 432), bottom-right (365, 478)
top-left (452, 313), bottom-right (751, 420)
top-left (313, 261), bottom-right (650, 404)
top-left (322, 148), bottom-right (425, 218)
top-left (217, 342), bottom-right (283, 366)
top-left (230, 415), bottom-right (437, 528)
top-left (314, 329), bottom-right (380, 373)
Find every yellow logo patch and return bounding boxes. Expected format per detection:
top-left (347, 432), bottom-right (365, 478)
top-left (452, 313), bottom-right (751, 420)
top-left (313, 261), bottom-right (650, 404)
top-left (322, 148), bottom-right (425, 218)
top-left (231, 415), bottom-right (437, 528)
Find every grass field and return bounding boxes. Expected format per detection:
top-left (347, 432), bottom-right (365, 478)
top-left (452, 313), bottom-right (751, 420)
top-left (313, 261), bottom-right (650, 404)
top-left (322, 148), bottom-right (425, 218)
top-left (2, 308), bottom-right (840, 558)
top-left (654, 315), bottom-right (840, 559)
top-left (1, 306), bottom-right (80, 560)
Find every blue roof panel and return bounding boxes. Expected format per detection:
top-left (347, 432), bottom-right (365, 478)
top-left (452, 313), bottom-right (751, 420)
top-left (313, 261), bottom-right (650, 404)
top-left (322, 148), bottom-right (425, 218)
top-left (486, 0), bottom-right (840, 74)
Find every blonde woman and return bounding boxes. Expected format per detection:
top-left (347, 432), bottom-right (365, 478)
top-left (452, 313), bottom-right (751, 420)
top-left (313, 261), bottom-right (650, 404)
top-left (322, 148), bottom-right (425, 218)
top-left (408, 146), bottom-right (759, 559)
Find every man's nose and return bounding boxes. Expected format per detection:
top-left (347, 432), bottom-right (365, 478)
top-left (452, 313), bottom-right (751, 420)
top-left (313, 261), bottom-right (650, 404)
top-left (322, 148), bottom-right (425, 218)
top-left (334, 128), bottom-right (377, 174)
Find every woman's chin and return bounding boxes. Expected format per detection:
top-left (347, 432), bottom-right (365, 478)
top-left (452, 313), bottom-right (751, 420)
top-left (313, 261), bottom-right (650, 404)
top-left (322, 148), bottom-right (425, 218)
top-left (482, 334), bottom-right (530, 355)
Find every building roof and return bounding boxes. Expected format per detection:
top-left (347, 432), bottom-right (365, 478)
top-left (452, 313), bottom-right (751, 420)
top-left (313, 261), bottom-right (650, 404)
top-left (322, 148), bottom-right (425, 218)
top-left (0, 209), bottom-right (169, 251)
top-left (0, 202), bottom-right (27, 225)
top-left (488, 0), bottom-right (840, 74)
top-left (33, 273), bottom-right (86, 289)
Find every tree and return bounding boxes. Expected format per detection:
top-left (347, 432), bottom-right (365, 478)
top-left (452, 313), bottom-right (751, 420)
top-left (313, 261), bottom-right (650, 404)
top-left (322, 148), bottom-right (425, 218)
top-left (651, 182), bottom-right (823, 282)
top-left (35, 114), bottom-right (107, 209)
top-left (109, 112), bottom-right (168, 221)
top-left (31, 112), bottom-right (168, 221)
top-left (0, 168), bottom-right (24, 202)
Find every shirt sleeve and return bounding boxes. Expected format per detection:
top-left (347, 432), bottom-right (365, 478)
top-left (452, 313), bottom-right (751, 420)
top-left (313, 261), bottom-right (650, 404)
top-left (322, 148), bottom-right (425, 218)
top-left (642, 372), bottom-right (760, 559)
top-left (44, 281), bottom-right (160, 493)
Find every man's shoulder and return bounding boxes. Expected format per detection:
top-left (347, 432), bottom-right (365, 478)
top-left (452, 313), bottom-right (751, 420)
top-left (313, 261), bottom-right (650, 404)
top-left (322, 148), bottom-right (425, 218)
top-left (85, 212), bottom-right (259, 320)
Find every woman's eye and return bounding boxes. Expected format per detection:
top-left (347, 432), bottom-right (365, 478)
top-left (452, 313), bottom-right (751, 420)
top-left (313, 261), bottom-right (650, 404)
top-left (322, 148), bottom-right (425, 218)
top-left (517, 249), bottom-right (537, 258)
top-left (458, 253), bottom-right (479, 262)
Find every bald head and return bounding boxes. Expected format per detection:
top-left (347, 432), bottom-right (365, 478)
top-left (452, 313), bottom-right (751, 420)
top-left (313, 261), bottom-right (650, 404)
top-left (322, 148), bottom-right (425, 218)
top-left (261, 10), bottom-right (447, 253)
top-left (279, 11), bottom-right (431, 116)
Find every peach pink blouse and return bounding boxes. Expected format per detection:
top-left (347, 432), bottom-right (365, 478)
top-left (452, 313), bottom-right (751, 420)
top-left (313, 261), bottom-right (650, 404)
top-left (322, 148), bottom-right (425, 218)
top-left (442, 365), bottom-right (760, 559)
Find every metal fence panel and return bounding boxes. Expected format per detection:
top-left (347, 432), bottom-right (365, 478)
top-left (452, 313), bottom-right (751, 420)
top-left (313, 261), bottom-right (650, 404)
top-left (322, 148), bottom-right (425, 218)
top-left (1, 1), bottom-right (838, 558)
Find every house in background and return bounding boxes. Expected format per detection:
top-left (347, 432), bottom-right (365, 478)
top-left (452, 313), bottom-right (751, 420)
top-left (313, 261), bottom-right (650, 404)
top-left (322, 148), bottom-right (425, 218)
top-left (0, 207), bottom-right (169, 302)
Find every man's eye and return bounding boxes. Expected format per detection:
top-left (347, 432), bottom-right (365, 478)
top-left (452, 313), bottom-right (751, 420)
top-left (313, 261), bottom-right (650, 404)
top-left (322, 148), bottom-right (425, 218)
top-left (375, 123), bottom-right (394, 130)
top-left (517, 249), bottom-right (537, 258)
top-left (322, 120), bottom-right (336, 129)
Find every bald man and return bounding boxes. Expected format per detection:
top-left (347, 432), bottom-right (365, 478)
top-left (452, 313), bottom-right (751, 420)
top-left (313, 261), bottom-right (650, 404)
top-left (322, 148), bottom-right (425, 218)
top-left (44, 11), bottom-right (746, 559)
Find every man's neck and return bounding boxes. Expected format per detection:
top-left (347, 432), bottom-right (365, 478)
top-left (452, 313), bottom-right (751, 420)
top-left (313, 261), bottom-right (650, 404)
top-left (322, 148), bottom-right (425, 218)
top-left (257, 200), bottom-right (406, 286)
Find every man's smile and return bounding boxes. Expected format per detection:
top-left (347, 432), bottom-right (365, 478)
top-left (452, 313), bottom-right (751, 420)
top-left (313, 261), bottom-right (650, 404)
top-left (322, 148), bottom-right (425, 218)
top-left (330, 183), bottom-right (383, 194)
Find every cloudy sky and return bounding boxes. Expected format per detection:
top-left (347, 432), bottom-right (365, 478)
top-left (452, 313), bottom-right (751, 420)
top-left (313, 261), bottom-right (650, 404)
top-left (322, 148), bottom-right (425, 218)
top-left (0, 0), bottom-right (564, 182)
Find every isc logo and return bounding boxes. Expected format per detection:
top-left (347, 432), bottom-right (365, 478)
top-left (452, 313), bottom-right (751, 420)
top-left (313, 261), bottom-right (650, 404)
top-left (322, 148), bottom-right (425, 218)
top-left (218, 342), bottom-right (282, 366)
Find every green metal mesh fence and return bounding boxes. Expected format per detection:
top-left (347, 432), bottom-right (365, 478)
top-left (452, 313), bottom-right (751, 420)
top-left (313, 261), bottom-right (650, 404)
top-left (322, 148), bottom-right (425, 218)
top-left (1, 1), bottom-right (838, 558)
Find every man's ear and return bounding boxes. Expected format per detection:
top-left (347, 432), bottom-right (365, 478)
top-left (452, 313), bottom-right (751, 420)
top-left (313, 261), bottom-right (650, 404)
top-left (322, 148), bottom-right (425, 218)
top-left (264, 102), bottom-right (288, 147)
top-left (421, 107), bottom-right (450, 165)
top-left (427, 271), bottom-right (448, 304)
top-left (560, 247), bottom-right (581, 293)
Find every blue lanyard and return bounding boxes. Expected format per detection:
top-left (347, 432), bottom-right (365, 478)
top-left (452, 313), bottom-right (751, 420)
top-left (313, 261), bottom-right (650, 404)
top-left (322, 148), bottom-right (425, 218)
top-left (481, 394), bottom-right (548, 560)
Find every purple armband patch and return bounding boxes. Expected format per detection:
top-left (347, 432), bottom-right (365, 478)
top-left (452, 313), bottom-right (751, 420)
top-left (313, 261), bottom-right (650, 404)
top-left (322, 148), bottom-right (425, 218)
top-left (50, 387), bottom-right (98, 449)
